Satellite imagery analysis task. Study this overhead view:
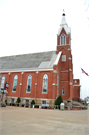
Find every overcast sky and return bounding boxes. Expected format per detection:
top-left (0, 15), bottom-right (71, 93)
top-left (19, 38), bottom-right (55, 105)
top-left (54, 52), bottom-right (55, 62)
top-left (0, 0), bottom-right (89, 99)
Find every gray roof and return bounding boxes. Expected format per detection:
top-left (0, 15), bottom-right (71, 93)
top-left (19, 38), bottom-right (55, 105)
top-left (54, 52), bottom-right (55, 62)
top-left (0, 51), bottom-right (57, 71)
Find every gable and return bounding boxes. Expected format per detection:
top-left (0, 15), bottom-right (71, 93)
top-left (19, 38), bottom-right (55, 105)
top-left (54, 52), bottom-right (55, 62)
top-left (58, 25), bottom-right (71, 36)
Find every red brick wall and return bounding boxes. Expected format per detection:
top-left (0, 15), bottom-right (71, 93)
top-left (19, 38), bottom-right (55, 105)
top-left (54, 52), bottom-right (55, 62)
top-left (72, 79), bottom-right (80, 99)
top-left (1, 70), bottom-right (54, 99)
top-left (73, 86), bottom-right (80, 99)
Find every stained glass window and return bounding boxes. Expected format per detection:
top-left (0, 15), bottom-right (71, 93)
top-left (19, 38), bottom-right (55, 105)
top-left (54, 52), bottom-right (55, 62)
top-left (60, 34), bottom-right (66, 45)
top-left (57, 74), bottom-right (59, 95)
top-left (1, 75), bottom-right (5, 90)
top-left (62, 88), bottom-right (65, 95)
top-left (12, 75), bottom-right (18, 92)
top-left (42, 74), bottom-right (48, 93)
top-left (26, 75), bottom-right (32, 92)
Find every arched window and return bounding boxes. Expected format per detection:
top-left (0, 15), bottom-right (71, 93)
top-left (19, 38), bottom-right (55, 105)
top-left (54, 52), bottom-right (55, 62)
top-left (42, 74), bottom-right (48, 93)
top-left (1, 75), bottom-right (5, 90)
top-left (62, 88), bottom-right (65, 95)
top-left (12, 75), bottom-right (18, 92)
top-left (57, 74), bottom-right (59, 95)
top-left (60, 34), bottom-right (66, 45)
top-left (26, 75), bottom-right (32, 92)
top-left (75, 80), bottom-right (77, 83)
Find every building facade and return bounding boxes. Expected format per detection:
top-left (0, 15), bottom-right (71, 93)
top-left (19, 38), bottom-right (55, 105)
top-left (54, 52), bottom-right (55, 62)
top-left (0, 13), bottom-right (80, 105)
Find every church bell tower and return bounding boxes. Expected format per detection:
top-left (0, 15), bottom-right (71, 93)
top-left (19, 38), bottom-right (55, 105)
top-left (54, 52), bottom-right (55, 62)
top-left (56, 11), bottom-right (73, 100)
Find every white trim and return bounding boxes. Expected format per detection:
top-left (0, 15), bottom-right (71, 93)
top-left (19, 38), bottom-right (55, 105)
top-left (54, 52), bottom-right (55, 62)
top-left (42, 92), bottom-right (47, 94)
top-left (61, 70), bottom-right (68, 72)
top-left (69, 82), bottom-right (72, 85)
top-left (52, 83), bottom-right (56, 85)
top-left (73, 85), bottom-right (81, 87)
top-left (36, 71), bottom-right (39, 74)
top-left (21, 72), bottom-right (24, 74)
top-left (69, 69), bottom-right (72, 71)
top-left (60, 81), bottom-right (69, 83)
top-left (53, 70), bottom-right (58, 74)
top-left (68, 57), bottom-right (71, 60)
top-left (12, 90), bottom-right (16, 93)
top-left (54, 51), bottom-right (62, 65)
top-left (0, 68), bottom-right (53, 73)
top-left (26, 91), bottom-right (31, 93)
top-left (11, 97), bottom-right (17, 99)
top-left (6, 96), bottom-right (55, 101)
top-left (25, 98), bottom-right (31, 100)
top-left (57, 44), bottom-right (70, 46)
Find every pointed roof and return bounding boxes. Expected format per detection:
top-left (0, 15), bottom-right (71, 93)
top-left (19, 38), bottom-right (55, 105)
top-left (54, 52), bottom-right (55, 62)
top-left (57, 12), bottom-right (71, 35)
top-left (0, 51), bottom-right (58, 72)
top-left (60, 12), bottom-right (67, 26)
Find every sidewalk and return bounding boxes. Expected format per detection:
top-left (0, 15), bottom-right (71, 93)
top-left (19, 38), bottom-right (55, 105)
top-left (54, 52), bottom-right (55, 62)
top-left (0, 106), bottom-right (89, 135)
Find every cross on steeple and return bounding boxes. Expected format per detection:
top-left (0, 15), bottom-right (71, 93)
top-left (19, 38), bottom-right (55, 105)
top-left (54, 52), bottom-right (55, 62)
top-left (62, 9), bottom-right (65, 16)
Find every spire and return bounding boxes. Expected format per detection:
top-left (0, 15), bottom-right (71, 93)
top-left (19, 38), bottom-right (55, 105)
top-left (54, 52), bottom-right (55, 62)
top-left (60, 9), bottom-right (67, 26)
top-left (62, 9), bottom-right (65, 16)
top-left (57, 10), bottom-right (71, 35)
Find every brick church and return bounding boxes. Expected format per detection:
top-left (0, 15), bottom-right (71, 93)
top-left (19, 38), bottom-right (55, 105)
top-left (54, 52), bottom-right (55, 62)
top-left (0, 13), bottom-right (80, 105)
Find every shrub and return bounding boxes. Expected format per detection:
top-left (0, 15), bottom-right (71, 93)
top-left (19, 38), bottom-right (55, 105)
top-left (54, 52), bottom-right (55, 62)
top-left (35, 105), bottom-right (39, 108)
top-left (55, 95), bottom-right (63, 105)
top-left (31, 100), bottom-right (35, 107)
top-left (16, 97), bottom-right (21, 104)
top-left (5, 99), bottom-right (7, 105)
top-left (22, 104), bottom-right (24, 107)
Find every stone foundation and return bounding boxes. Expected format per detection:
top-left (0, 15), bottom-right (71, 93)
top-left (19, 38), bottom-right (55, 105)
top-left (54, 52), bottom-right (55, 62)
top-left (6, 96), bottom-right (55, 106)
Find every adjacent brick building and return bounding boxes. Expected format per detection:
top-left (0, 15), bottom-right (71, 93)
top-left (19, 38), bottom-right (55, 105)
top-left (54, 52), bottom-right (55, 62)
top-left (0, 13), bottom-right (80, 105)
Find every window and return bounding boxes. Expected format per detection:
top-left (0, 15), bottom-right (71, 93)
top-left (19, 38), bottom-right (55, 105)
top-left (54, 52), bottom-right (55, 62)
top-left (26, 75), bottom-right (32, 92)
top-left (60, 34), bottom-right (66, 45)
top-left (42, 74), bottom-right (48, 93)
top-left (1, 75), bottom-right (5, 90)
top-left (62, 55), bottom-right (66, 62)
top-left (42, 100), bottom-right (46, 104)
top-left (11, 98), bottom-right (14, 103)
top-left (75, 80), bottom-right (77, 83)
top-left (62, 89), bottom-right (65, 95)
top-left (25, 99), bottom-right (29, 105)
top-left (57, 74), bottom-right (59, 95)
top-left (12, 75), bottom-right (18, 92)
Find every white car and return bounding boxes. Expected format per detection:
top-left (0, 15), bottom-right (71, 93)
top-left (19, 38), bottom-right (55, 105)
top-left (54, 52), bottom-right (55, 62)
top-left (87, 101), bottom-right (89, 104)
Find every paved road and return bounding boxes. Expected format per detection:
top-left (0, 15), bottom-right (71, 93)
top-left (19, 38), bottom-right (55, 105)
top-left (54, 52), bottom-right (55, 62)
top-left (0, 106), bottom-right (89, 135)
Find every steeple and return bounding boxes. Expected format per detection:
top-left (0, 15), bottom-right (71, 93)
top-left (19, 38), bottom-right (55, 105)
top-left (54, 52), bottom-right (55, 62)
top-left (62, 9), bottom-right (65, 16)
top-left (57, 10), bottom-right (71, 36)
top-left (60, 11), bottom-right (67, 26)
top-left (56, 11), bottom-right (71, 54)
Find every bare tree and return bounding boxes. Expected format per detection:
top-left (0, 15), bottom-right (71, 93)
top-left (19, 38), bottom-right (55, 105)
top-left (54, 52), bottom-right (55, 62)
top-left (84, 0), bottom-right (89, 20)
